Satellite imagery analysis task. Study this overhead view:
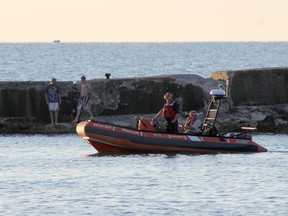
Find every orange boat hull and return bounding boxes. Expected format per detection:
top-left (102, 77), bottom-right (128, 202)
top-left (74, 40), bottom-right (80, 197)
top-left (76, 120), bottom-right (268, 154)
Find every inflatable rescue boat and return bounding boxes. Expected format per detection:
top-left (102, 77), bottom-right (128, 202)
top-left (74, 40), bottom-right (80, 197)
top-left (76, 87), bottom-right (267, 154)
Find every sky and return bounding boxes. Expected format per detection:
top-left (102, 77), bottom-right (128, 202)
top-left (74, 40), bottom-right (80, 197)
top-left (1, 0), bottom-right (288, 42)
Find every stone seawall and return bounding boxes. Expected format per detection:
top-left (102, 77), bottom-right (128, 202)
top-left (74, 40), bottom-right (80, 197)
top-left (1, 68), bottom-right (288, 134)
top-left (212, 67), bottom-right (288, 106)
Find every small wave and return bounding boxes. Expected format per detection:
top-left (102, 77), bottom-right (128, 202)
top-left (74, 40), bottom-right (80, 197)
top-left (268, 151), bottom-right (288, 154)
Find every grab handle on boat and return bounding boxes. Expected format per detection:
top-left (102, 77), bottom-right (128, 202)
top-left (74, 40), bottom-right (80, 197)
top-left (241, 127), bottom-right (257, 130)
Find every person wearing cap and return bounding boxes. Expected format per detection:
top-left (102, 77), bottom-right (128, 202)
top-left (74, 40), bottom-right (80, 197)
top-left (72, 76), bottom-right (94, 123)
top-left (45, 78), bottom-right (61, 125)
top-left (152, 92), bottom-right (180, 133)
top-left (183, 111), bottom-right (202, 134)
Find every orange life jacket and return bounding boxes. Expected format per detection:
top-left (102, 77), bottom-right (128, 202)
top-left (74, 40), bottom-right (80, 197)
top-left (187, 116), bottom-right (198, 126)
top-left (162, 101), bottom-right (176, 119)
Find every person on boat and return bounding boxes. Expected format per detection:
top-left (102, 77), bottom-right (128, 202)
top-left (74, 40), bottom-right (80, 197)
top-left (45, 78), bottom-right (61, 125)
top-left (152, 92), bottom-right (180, 133)
top-left (183, 111), bottom-right (202, 134)
top-left (72, 76), bottom-right (94, 123)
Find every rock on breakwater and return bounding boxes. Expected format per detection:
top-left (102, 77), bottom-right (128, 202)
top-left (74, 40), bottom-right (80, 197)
top-left (0, 68), bottom-right (288, 134)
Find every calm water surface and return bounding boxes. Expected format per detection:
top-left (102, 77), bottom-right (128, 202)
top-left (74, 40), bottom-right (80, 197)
top-left (1, 42), bottom-right (288, 81)
top-left (1, 134), bottom-right (287, 215)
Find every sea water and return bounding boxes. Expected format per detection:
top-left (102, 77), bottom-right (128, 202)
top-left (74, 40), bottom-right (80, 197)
top-left (1, 42), bottom-right (288, 81)
top-left (0, 134), bottom-right (287, 215)
top-left (1, 42), bottom-right (288, 215)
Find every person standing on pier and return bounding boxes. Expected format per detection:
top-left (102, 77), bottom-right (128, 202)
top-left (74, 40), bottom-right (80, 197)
top-left (72, 76), bottom-right (94, 123)
top-left (45, 78), bottom-right (61, 125)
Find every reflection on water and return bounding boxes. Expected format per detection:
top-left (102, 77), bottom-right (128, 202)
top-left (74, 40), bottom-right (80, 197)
top-left (0, 134), bottom-right (288, 215)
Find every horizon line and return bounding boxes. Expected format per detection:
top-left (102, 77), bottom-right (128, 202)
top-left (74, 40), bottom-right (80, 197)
top-left (1, 40), bottom-right (288, 43)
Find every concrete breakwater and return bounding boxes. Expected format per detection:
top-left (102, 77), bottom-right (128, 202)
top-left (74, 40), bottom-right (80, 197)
top-left (0, 67), bottom-right (288, 134)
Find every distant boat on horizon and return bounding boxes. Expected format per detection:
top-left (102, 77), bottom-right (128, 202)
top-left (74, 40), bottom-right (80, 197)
top-left (53, 40), bottom-right (61, 43)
